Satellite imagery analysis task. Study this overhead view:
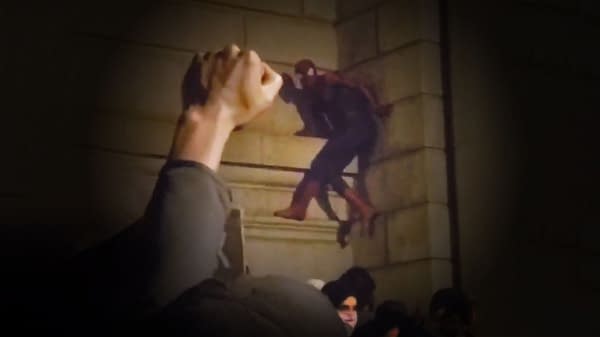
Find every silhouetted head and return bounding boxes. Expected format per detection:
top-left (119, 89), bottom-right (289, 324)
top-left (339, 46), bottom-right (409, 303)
top-left (294, 59), bottom-right (317, 76)
top-left (293, 59), bottom-right (319, 90)
top-left (322, 280), bottom-right (359, 330)
top-left (373, 300), bottom-right (411, 337)
top-left (339, 267), bottom-right (376, 311)
top-left (429, 288), bottom-right (474, 337)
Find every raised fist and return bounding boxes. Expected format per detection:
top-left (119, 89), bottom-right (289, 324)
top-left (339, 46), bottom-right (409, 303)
top-left (183, 44), bottom-right (282, 128)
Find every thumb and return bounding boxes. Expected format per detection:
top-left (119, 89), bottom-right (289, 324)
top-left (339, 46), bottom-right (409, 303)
top-left (242, 50), bottom-right (265, 111)
top-left (260, 62), bottom-right (283, 105)
top-left (246, 61), bottom-right (282, 113)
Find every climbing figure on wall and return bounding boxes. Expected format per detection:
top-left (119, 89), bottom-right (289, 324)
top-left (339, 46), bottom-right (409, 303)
top-left (275, 59), bottom-right (391, 247)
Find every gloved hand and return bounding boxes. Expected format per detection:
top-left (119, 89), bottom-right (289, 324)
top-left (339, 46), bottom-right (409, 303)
top-left (279, 72), bottom-right (299, 104)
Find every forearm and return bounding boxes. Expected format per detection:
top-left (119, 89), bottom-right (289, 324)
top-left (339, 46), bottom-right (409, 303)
top-left (169, 102), bottom-right (235, 172)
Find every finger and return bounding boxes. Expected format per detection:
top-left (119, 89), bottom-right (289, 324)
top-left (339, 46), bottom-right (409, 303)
top-left (182, 54), bottom-right (199, 91)
top-left (223, 53), bottom-right (246, 97)
top-left (260, 62), bottom-right (283, 101)
top-left (223, 44), bottom-right (241, 60)
top-left (242, 50), bottom-right (265, 111)
top-left (182, 53), bottom-right (205, 109)
top-left (222, 44), bottom-right (242, 79)
top-left (211, 57), bottom-right (225, 92)
top-left (249, 62), bottom-right (282, 113)
top-left (201, 51), bottom-right (217, 89)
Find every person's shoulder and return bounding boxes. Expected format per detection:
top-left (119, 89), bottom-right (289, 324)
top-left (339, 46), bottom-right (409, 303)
top-left (231, 275), bottom-right (328, 304)
top-left (231, 275), bottom-right (347, 337)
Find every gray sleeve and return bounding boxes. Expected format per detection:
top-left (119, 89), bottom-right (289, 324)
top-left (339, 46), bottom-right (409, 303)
top-left (144, 160), bottom-right (231, 307)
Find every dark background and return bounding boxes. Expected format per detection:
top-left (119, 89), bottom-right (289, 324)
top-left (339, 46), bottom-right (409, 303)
top-left (447, 1), bottom-right (599, 335)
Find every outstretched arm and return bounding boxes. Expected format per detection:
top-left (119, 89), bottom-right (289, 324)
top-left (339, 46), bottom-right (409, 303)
top-left (57, 45), bottom-right (281, 334)
top-left (146, 45), bottom-right (282, 307)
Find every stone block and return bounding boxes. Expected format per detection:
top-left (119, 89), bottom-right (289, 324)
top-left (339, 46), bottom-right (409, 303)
top-left (350, 215), bottom-right (388, 268)
top-left (386, 203), bottom-right (451, 263)
top-left (431, 258), bottom-right (453, 291)
top-left (338, 0), bottom-right (380, 20)
top-left (244, 238), bottom-right (354, 281)
top-left (88, 151), bottom-right (161, 222)
top-left (419, 42), bottom-right (444, 97)
top-left (76, 43), bottom-right (323, 138)
top-left (365, 148), bottom-right (447, 212)
top-left (207, 0), bottom-right (249, 6)
top-left (243, 216), bottom-right (353, 281)
top-left (337, 11), bottom-right (377, 69)
top-left (380, 94), bottom-right (444, 157)
top-left (244, 215), bottom-right (339, 240)
top-left (80, 40), bottom-right (192, 120)
top-left (304, 0), bottom-right (337, 21)
top-left (88, 113), bottom-right (359, 172)
top-left (344, 42), bottom-right (442, 101)
top-left (74, 2), bottom-right (244, 52)
top-left (369, 259), bottom-right (452, 311)
top-left (247, 0), bottom-right (303, 15)
top-left (378, 0), bottom-right (440, 52)
top-left (219, 164), bottom-right (354, 187)
top-left (88, 113), bottom-right (175, 156)
top-left (424, 148), bottom-right (448, 204)
top-left (422, 96), bottom-right (446, 148)
top-left (246, 12), bottom-right (337, 69)
top-left (223, 131), bottom-right (264, 164)
top-left (229, 183), bottom-right (348, 220)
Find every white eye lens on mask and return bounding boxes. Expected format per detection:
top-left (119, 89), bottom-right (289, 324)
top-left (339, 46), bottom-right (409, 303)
top-left (293, 73), bottom-right (303, 89)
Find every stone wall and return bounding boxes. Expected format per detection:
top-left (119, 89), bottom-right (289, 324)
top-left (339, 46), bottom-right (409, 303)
top-left (2, 0), bottom-right (355, 283)
top-left (2, 0), bottom-right (453, 303)
top-left (84, 0), bottom-right (356, 283)
top-left (337, 0), bottom-right (453, 311)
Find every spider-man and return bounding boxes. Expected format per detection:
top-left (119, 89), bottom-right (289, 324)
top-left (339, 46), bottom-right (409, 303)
top-left (275, 59), bottom-right (384, 246)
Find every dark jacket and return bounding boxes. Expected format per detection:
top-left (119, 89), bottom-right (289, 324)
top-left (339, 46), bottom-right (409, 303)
top-left (45, 160), bottom-right (346, 337)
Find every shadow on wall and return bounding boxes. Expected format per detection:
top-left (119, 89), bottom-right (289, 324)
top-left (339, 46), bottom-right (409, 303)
top-left (2, 1), bottom-right (200, 269)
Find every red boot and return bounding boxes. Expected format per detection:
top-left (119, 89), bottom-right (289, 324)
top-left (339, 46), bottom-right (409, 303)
top-left (342, 188), bottom-right (379, 237)
top-left (274, 177), bottom-right (321, 221)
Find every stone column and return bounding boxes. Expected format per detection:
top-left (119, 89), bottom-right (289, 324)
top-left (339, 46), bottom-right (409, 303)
top-left (337, 0), bottom-right (453, 311)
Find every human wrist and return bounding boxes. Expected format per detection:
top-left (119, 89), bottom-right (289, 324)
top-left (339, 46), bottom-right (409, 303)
top-left (188, 101), bottom-right (236, 134)
top-left (169, 103), bottom-right (236, 171)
